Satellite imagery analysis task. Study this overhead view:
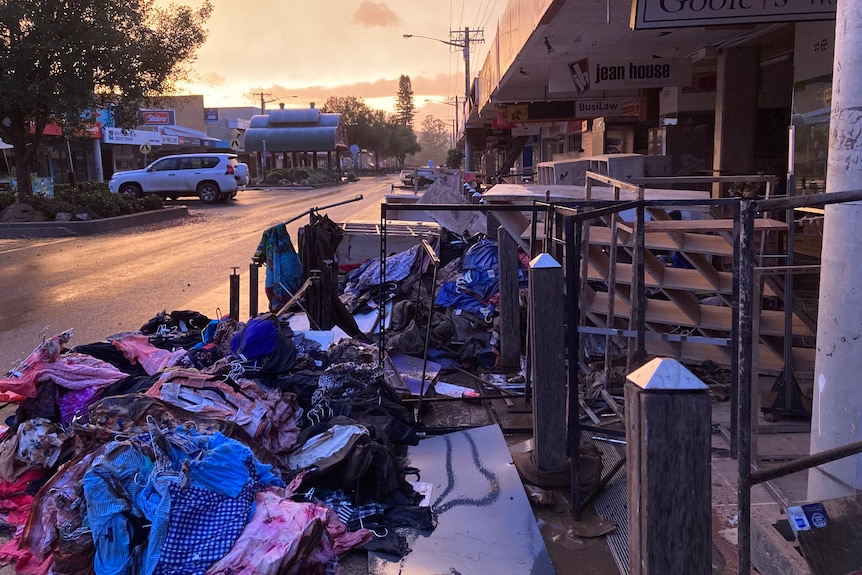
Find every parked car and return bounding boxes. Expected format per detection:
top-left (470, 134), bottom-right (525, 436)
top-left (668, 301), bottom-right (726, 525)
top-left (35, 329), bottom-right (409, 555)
top-left (399, 167), bottom-right (437, 188)
top-left (109, 153), bottom-right (248, 203)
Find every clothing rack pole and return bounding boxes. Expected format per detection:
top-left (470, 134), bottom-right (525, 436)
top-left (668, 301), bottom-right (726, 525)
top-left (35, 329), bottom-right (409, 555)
top-left (280, 194), bottom-right (364, 226)
top-left (415, 238), bottom-right (441, 420)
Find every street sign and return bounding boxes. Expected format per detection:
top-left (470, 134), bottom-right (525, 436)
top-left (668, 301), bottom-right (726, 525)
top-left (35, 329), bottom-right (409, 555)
top-left (139, 142), bottom-right (151, 155)
top-left (230, 139), bottom-right (240, 151)
top-left (230, 129), bottom-right (241, 140)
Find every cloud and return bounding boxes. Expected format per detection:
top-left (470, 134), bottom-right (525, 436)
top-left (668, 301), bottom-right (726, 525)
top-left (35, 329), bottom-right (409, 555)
top-left (351, 2), bottom-right (399, 27)
top-left (192, 71), bottom-right (227, 88)
top-left (237, 72), bottom-right (469, 114)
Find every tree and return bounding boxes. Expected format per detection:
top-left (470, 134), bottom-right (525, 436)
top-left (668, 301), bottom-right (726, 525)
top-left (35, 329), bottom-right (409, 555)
top-left (379, 118), bottom-right (420, 168)
top-left (0, 0), bottom-right (213, 199)
top-left (321, 96), bottom-right (377, 153)
top-left (412, 115), bottom-right (450, 167)
top-left (445, 148), bottom-right (464, 169)
top-left (395, 75), bottom-right (415, 129)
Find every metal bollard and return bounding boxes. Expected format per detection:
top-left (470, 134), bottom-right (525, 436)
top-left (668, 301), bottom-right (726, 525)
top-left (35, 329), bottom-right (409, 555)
top-left (320, 260), bottom-right (334, 330)
top-left (249, 262), bottom-right (259, 317)
top-left (229, 267), bottom-right (240, 321)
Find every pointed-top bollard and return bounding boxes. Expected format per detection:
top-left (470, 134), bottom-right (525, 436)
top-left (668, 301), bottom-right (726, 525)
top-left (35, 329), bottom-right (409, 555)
top-left (627, 357), bottom-right (708, 391)
top-left (626, 356), bottom-right (711, 575)
top-left (530, 252), bottom-right (562, 269)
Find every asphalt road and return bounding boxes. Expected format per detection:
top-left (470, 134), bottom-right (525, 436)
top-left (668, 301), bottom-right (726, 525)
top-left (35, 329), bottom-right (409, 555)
top-left (0, 175), bottom-right (399, 372)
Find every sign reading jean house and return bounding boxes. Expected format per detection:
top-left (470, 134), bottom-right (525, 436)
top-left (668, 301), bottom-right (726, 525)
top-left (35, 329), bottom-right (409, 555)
top-left (568, 57), bottom-right (692, 93)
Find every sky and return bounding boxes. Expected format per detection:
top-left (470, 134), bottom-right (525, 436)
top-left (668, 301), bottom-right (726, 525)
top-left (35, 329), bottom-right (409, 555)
top-left (169, 0), bottom-right (508, 123)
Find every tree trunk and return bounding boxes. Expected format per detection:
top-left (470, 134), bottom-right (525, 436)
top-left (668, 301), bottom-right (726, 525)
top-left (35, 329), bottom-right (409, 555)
top-left (11, 114), bottom-right (43, 201)
top-left (13, 143), bottom-right (33, 200)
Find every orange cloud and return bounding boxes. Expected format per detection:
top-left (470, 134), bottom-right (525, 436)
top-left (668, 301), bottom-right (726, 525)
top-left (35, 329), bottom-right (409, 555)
top-left (194, 71), bottom-right (227, 88)
top-left (351, 2), bottom-right (399, 27)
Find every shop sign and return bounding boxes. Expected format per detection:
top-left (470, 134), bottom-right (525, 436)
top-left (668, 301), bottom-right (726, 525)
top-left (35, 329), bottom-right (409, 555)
top-left (205, 108), bottom-right (219, 121)
top-left (103, 127), bottom-right (162, 146)
top-left (492, 107), bottom-right (516, 129)
top-left (569, 57), bottom-right (692, 92)
top-left (631, 0), bottom-right (836, 30)
top-left (574, 98), bottom-right (628, 118)
top-left (506, 104), bottom-right (529, 123)
top-left (138, 110), bottom-right (175, 125)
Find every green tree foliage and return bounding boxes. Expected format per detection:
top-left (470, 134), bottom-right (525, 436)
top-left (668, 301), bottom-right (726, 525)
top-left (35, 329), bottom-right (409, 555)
top-left (377, 118), bottom-right (420, 169)
top-left (413, 115), bottom-right (450, 167)
top-left (395, 75), bottom-right (415, 129)
top-left (445, 148), bottom-right (464, 169)
top-left (322, 97), bottom-right (419, 169)
top-left (0, 0), bottom-right (212, 198)
top-left (322, 96), bottom-right (377, 153)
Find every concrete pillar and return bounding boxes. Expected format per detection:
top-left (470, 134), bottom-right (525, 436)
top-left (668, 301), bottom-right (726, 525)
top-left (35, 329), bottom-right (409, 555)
top-left (626, 358), bottom-right (711, 575)
top-left (712, 46), bottom-right (759, 198)
top-left (808, 0), bottom-right (862, 500)
top-left (92, 139), bottom-right (104, 182)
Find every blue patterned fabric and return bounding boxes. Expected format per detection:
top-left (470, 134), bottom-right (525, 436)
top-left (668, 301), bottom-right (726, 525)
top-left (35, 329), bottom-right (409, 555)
top-left (152, 479), bottom-right (257, 575)
top-left (253, 224), bottom-right (303, 309)
top-left (321, 490), bottom-right (386, 531)
top-left (84, 426), bottom-right (283, 575)
top-left (84, 443), bottom-right (154, 575)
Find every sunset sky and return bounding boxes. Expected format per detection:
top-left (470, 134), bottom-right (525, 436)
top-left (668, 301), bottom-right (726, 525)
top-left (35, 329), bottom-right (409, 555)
top-left (172, 0), bottom-right (507, 122)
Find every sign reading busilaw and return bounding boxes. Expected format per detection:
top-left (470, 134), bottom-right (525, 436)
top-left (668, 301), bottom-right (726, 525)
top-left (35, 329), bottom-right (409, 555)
top-left (631, 0), bottom-right (836, 30)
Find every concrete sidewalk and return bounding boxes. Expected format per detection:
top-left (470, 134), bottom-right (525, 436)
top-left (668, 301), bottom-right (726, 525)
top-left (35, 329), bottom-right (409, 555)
top-left (710, 401), bottom-right (814, 575)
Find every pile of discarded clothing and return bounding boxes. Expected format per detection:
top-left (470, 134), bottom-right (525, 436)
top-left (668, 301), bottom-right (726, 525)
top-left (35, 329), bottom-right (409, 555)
top-left (341, 234), bottom-right (529, 371)
top-left (0, 309), bottom-right (430, 575)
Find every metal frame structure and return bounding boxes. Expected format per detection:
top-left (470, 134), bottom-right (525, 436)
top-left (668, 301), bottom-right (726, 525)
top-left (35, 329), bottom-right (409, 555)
top-left (373, 180), bottom-right (862, 574)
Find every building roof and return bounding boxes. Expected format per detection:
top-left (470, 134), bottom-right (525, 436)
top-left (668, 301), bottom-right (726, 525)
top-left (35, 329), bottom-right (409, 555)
top-left (244, 108), bottom-right (348, 152)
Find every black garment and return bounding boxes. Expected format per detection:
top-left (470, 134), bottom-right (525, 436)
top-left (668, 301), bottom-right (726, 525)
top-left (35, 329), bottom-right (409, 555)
top-left (70, 342), bottom-right (148, 376)
top-left (298, 213), bottom-right (345, 284)
top-left (294, 415), bottom-right (418, 506)
top-left (332, 382), bottom-right (419, 446)
top-left (297, 214), bottom-right (366, 339)
top-left (100, 374), bottom-right (161, 398)
top-left (361, 531), bottom-right (410, 557)
top-left (273, 369), bottom-right (323, 409)
top-left (13, 378), bottom-right (60, 426)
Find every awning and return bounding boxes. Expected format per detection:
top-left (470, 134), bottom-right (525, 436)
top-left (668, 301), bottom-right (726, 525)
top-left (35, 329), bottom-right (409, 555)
top-left (157, 125), bottom-right (225, 148)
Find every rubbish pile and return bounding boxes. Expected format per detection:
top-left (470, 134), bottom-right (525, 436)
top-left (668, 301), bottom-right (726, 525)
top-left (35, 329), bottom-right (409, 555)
top-left (0, 229), bottom-right (523, 575)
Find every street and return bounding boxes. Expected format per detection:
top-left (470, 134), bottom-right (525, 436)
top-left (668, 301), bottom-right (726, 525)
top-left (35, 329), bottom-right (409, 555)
top-left (0, 175), bottom-right (398, 373)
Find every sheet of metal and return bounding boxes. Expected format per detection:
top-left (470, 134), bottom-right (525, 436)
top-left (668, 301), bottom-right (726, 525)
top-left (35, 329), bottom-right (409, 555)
top-left (369, 424), bottom-right (555, 574)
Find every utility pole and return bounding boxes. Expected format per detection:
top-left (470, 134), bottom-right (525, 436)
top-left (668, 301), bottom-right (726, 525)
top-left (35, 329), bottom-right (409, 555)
top-left (808, 0), bottom-right (862, 501)
top-left (449, 27), bottom-right (484, 173)
top-left (451, 95), bottom-right (460, 143)
top-left (252, 91), bottom-right (272, 115)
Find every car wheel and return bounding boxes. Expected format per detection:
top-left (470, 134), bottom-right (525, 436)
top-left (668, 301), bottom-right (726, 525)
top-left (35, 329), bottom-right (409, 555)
top-left (197, 182), bottom-right (221, 203)
top-left (119, 183), bottom-right (143, 198)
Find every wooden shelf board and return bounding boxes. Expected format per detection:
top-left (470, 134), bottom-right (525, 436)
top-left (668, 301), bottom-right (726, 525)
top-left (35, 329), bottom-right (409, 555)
top-left (587, 291), bottom-right (814, 337)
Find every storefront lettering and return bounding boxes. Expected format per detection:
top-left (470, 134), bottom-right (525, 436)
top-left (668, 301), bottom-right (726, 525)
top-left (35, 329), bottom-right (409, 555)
top-left (657, 0), bottom-right (801, 12)
top-left (595, 63), bottom-right (671, 85)
top-left (634, 0), bottom-right (835, 28)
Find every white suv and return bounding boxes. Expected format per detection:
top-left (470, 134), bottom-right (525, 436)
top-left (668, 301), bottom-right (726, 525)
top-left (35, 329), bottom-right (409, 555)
top-left (109, 153), bottom-right (249, 203)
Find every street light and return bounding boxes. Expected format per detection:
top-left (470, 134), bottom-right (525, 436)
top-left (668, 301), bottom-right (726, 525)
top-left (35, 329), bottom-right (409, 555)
top-left (404, 28), bottom-right (483, 172)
